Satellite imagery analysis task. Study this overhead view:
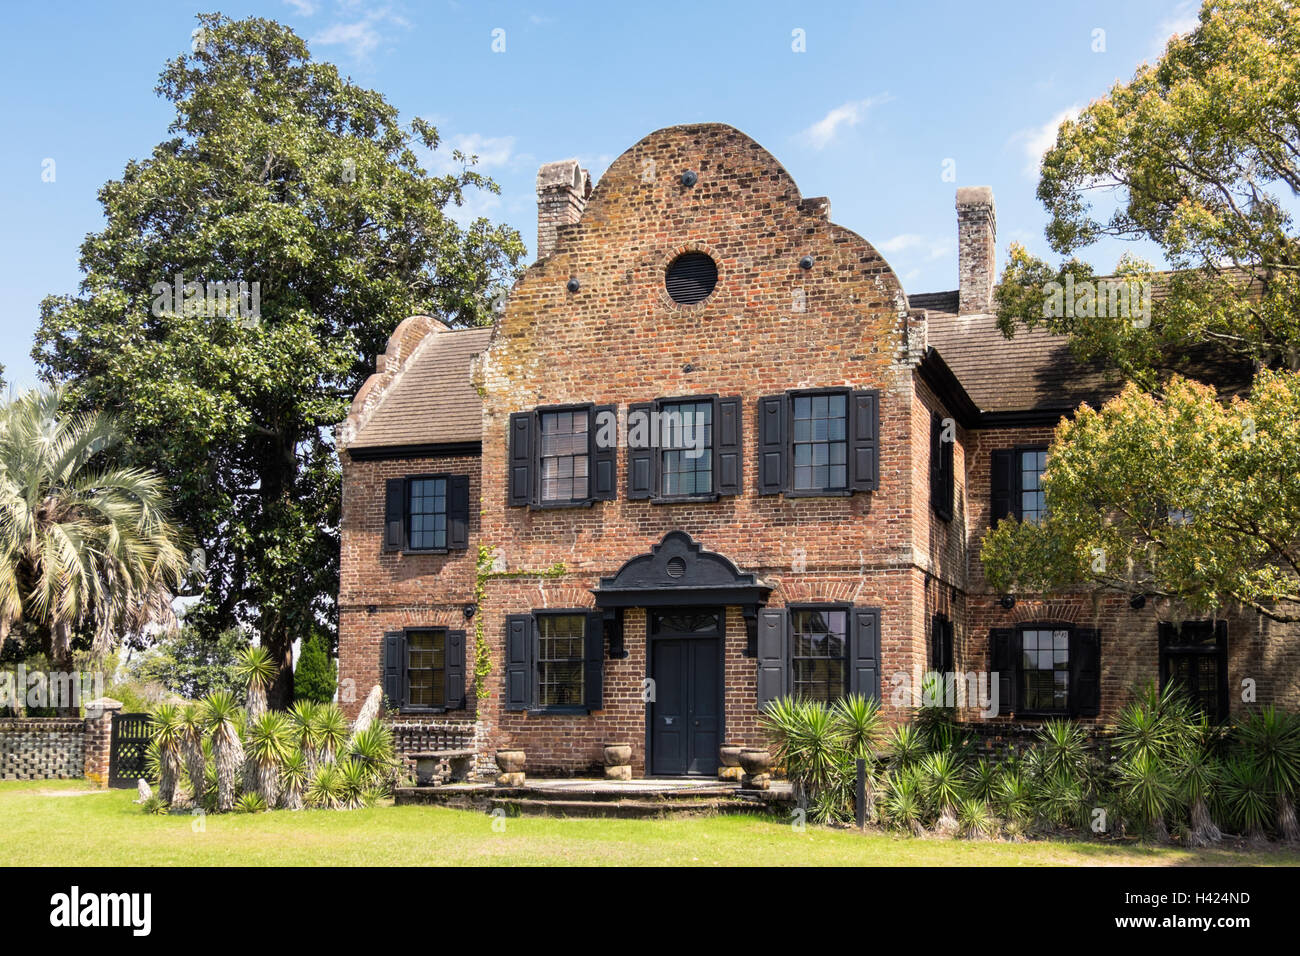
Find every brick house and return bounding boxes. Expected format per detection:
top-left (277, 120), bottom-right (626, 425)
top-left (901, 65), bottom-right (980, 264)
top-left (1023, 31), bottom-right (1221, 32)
top-left (336, 123), bottom-right (1299, 777)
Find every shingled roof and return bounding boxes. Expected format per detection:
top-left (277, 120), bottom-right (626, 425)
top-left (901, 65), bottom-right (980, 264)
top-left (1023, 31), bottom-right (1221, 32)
top-left (341, 318), bottom-right (491, 455)
top-left (912, 290), bottom-right (1123, 416)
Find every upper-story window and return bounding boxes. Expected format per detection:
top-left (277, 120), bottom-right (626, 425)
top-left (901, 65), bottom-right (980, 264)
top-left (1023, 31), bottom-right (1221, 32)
top-left (382, 474), bottom-right (469, 553)
top-left (539, 409), bottom-right (589, 503)
top-left (627, 396), bottom-right (741, 502)
top-left (930, 413), bottom-right (954, 522)
top-left (509, 404), bottom-right (618, 508)
top-left (990, 445), bottom-right (1049, 525)
top-left (757, 389), bottom-right (879, 497)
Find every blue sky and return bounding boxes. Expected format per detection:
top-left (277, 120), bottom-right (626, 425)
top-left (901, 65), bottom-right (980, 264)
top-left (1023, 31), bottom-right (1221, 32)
top-left (0, 0), bottom-right (1201, 391)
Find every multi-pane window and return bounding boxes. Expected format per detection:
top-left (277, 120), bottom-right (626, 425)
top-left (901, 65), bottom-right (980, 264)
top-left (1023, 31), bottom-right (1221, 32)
top-left (792, 393), bottom-right (848, 492)
top-left (539, 410), bottom-right (589, 503)
top-left (536, 613), bottom-right (585, 707)
top-left (1020, 627), bottom-right (1069, 712)
top-left (407, 477), bottom-right (447, 550)
top-left (660, 400), bottom-right (713, 497)
top-left (1160, 621), bottom-right (1226, 721)
top-left (791, 607), bottom-right (849, 702)
top-left (406, 629), bottom-right (446, 709)
top-left (1019, 449), bottom-right (1048, 525)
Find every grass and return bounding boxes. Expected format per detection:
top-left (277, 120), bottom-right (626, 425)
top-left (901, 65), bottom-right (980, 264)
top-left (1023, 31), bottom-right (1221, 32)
top-left (4, 778), bottom-right (1300, 866)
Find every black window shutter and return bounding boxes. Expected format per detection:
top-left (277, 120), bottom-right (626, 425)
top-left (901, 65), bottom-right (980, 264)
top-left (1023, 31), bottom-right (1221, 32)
top-left (445, 629), bottom-right (467, 709)
top-left (990, 628), bottom-right (1017, 715)
top-left (508, 412), bottom-right (535, 507)
top-left (714, 396), bottom-right (742, 496)
top-left (447, 474), bottom-right (470, 550)
top-left (850, 607), bottom-right (882, 701)
top-left (627, 402), bottom-right (655, 500)
top-left (382, 631), bottom-right (406, 710)
top-left (850, 389), bottom-right (880, 492)
top-left (1157, 621), bottom-right (1174, 689)
top-left (504, 614), bottom-right (532, 711)
top-left (383, 478), bottom-right (405, 552)
top-left (590, 404), bottom-right (617, 501)
top-left (1069, 627), bottom-right (1101, 717)
top-left (990, 449), bottom-right (1016, 523)
top-left (584, 611), bottom-right (605, 710)
top-left (1214, 620), bottom-right (1229, 720)
top-left (930, 614), bottom-right (954, 674)
top-left (756, 608), bottom-right (788, 708)
top-left (929, 414), bottom-right (943, 514)
top-left (757, 395), bottom-right (787, 495)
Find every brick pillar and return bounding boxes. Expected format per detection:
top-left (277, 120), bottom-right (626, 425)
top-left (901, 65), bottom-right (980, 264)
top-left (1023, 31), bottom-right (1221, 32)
top-left (83, 697), bottom-right (123, 788)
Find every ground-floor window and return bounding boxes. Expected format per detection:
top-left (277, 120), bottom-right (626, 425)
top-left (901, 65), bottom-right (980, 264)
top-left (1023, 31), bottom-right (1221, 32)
top-left (790, 607), bottom-right (849, 702)
top-left (537, 613), bottom-right (586, 708)
top-left (1159, 620), bottom-right (1228, 721)
top-left (1020, 627), bottom-right (1070, 713)
top-left (757, 604), bottom-right (880, 708)
top-left (406, 629), bottom-right (446, 709)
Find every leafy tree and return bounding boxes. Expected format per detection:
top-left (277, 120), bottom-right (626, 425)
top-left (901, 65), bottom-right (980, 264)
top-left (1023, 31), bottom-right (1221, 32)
top-left (0, 387), bottom-right (189, 704)
top-left (293, 630), bottom-right (336, 705)
top-left (34, 15), bottom-right (525, 704)
top-left (984, 0), bottom-right (1300, 621)
top-left (131, 624), bottom-right (248, 700)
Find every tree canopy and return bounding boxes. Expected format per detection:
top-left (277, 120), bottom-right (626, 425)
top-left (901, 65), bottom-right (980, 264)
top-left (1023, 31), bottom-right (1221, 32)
top-left (34, 14), bottom-right (525, 702)
top-left (984, 0), bottom-right (1300, 622)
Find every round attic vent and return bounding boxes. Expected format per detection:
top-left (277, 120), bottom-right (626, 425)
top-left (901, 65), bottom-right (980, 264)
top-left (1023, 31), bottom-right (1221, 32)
top-left (666, 556), bottom-right (687, 578)
top-left (665, 252), bottom-right (718, 305)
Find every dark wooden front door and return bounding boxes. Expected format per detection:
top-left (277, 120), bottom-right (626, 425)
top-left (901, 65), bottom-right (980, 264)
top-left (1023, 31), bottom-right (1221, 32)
top-left (649, 609), bottom-right (722, 776)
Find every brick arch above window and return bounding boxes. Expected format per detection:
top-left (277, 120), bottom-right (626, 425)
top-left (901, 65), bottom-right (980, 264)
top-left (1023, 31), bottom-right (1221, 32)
top-left (1007, 600), bottom-right (1084, 626)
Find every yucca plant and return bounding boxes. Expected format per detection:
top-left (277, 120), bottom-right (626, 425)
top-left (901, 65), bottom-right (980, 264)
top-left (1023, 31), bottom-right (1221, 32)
top-left (141, 794), bottom-right (168, 816)
top-left (1114, 682), bottom-right (1191, 762)
top-left (280, 750), bottom-right (308, 810)
top-left (338, 756), bottom-right (371, 810)
top-left (201, 690), bottom-right (244, 812)
top-left (760, 697), bottom-right (845, 809)
top-left (884, 724), bottom-right (927, 771)
top-left (1174, 716), bottom-right (1224, 846)
top-left (1036, 719), bottom-right (1090, 779)
top-left (311, 703), bottom-right (349, 767)
top-left (1034, 766), bottom-right (1088, 830)
top-left (880, 767), bottom-right (926, 836)
top-left (245, 711), bottom-right (292, 807)
top-left (180, 703), bottom-right (207, 806)
top-left (235, 792), bottom-right (267, 814)
top-left (957, 796), bottom-right (996, 839)
top-left (347, 723), bottom-right (399, 794)
top-left (1220, 756), bottom-right (1272, 844)
top-left (1116, 750), bottom-right (1177, 841)
top-left (1236, 707), bottom-right (1300, 843)
top-left (994, 766), bottom-right (1034, 827)
top-left (306, 762), bottom-right (343, 810)
top-left (966, 757), bottom-right (1000, 802)
top-left (149, 701), bottom-right (185, 805)
top-left (920, 750), bottom-right (965, 833)
top-left (234, 645), bottom-right (276, 722)
top-left (287, 700), bottom-right (320, 774)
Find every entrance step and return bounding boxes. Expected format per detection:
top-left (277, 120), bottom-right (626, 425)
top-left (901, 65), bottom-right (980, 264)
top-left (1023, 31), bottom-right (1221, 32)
top-left (486, 796), bottom-right (736, 819)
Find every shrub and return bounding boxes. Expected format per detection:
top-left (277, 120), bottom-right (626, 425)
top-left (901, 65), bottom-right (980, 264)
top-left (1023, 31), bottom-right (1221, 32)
top-left (294, 632), bottom-right (336, 705)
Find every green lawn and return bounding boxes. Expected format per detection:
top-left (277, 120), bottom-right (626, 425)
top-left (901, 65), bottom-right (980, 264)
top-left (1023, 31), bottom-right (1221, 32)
top-left (4, 778), bottom-right (1298, 866)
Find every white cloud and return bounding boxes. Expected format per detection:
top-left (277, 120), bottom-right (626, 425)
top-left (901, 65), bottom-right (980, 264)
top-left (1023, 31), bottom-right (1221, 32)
top-left (310, 7), bottom-right (407, 60)
top-left (423, 132), bottom-right (520, 176)
top-left (1011, 106), bottom-right (1082, 175)
top-left (800, 95), bottom-right (891, 150)
top-left (877, 233), bottom-right (952, 261)
top-left (284, 0), bottom-right (318, 15)
top-left (1151, 1), bottom-right (1200, 58)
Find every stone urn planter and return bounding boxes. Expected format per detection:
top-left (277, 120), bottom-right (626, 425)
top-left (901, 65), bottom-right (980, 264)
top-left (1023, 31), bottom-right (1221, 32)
top-left (496, 749), bottom-right (526, 787)
top-left (603, 743), bottom-right (633, 781)
top-left (738, 748), bottom-right (773, 790)
top-left (718, 743), bottom-right (745, 781)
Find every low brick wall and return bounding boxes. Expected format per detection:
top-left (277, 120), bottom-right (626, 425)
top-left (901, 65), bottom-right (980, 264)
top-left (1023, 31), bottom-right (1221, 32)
top-left (961, 720), bottom-right (1115, 762)
top-left (0, 718), bottom-right (86, 780)
top-left (385, 717), bottom-right (496, 778)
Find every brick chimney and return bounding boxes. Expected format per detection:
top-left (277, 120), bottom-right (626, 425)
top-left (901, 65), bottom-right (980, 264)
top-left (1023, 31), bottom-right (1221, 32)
top-left (536, 159), bottom-right (592, 260)
top-left (956, 185), bottom-right (996, 314)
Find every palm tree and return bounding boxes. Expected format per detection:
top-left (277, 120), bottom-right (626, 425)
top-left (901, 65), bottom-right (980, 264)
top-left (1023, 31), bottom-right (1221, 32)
top-left (202, 691), bottom-right (244, 812)
top-left (149, 701), bottom-right (185, 805)
top-left (0, 387), bottom-right (188, 710)
top-left (180, 702), bottom-right (207, 805)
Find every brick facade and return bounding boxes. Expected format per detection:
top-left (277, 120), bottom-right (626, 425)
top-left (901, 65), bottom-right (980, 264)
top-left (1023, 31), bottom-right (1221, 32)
top-left (337, 123), bottom-right (1300, 776)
